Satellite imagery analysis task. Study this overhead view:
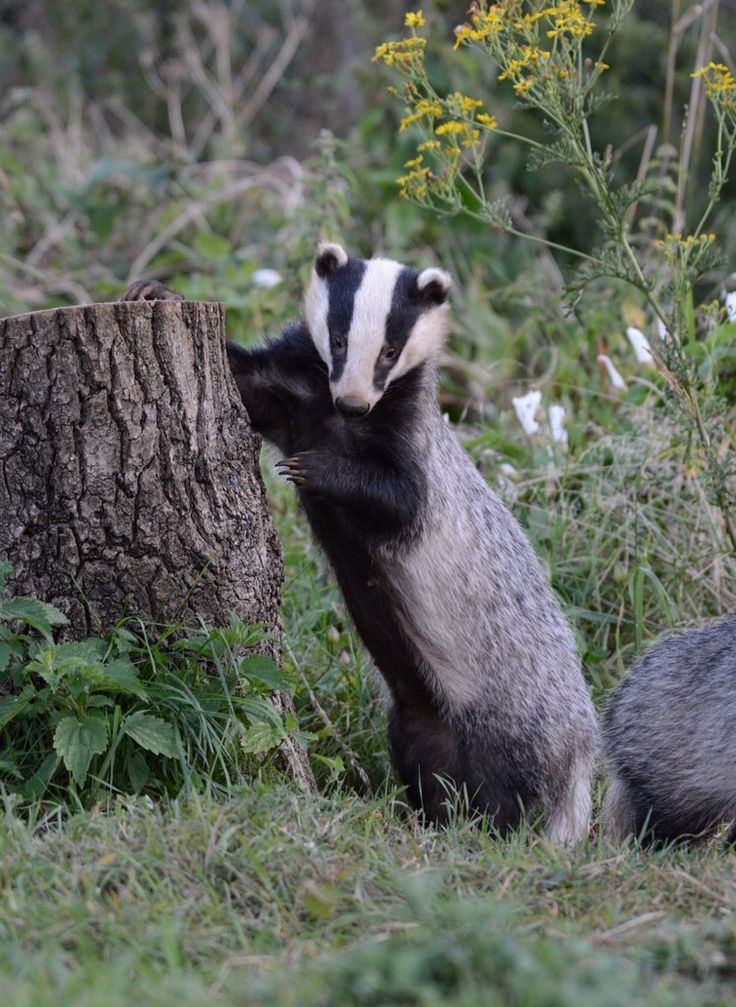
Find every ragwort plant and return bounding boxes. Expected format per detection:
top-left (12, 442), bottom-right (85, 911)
top-left (374, 3), bottom-right (736, 553)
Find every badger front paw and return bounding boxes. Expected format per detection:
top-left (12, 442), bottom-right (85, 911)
top-left (276, 450), bottom-right (334, 494)
top-left (276, 452), bottom-right (311, 490)
top-left (122, 279), bottom-right (184, 302)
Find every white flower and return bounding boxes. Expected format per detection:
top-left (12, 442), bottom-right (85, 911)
top-left (656, 317), bottom-right (670, 342)
top-left (725, 291), bottom-right (736, 323)
top-left (512, 390), bottom-right (541, 436)
top-left (251, 268), bottom-right (282, 289)
top-left (626, 326), bottom-right (653, 365)
top-left (499, 462), bottom-right (518, 478)
top-left (548, 404), bottom-right (568, 445)
top-left (598, 354), bottom-right (626, 390)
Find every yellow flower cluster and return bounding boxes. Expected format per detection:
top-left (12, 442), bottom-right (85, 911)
top-left (435, 120), bottom-right (481, 147)
top-left (453, 1), bottom-right (600, 50)
top-left (654, 232), bottom-right (717, 262)
top-left (692, 62), bottom-right (736, 107)
top-left (399, 98), bottom-right (443, 131)
top-left (397, 155), bottom-right (431, 199)
top-left (373, 35), bottom-right (426, 68)
top-left (453, 7), bottom-right (505, 49)
top-left (544, 1), bottom-right (595, 40)
top-left (477, 112), bottom-right (498, 128)
top-left (447, 91), bottom-right (484, 114)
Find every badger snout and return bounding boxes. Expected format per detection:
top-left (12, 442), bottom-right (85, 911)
top-left (335, 395), bottom-right (371, 417)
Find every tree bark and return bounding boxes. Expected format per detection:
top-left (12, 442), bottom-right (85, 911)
top-left (0, 299), bottom-right (315, 792)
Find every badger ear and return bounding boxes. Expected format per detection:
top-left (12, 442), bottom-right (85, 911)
top-left (417, 267), bottom-right (452, 305)
top-left (315, 241), bottom-right (349, 278)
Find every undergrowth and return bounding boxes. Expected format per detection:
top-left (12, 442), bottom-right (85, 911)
top-left (0, 561), bottom-right (295, 809)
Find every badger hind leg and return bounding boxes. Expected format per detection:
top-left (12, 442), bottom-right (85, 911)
top-left (388, 702), bottom-right (462, 825)
top-left (544, 753), bottom-right (594, 844)
top-left (453, 725), bottom-right (539, 836)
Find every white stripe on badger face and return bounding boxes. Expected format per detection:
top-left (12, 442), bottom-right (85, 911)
top-left (331, 258), bottom-right (404, 407)
top-left (387, 304), bottom-right (450, 385)
top-left (303, 272), bottom-right (331, 365)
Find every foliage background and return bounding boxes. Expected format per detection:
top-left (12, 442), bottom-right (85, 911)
top-left (1, 1), bottom-right (736, 1003)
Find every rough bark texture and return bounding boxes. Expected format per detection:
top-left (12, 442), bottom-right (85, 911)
top-left (0, 300), bottom-right (314, 792)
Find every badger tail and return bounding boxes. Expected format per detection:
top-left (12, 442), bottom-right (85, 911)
top-left (601, 774), bottom-right (637, 842)
top-left (545, 752), bottom-right (595, 844)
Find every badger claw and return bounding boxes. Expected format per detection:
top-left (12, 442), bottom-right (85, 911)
top-left (121, 279), bottom-right (184, 302)
top-left (277, 454), bottom-right (308, 488)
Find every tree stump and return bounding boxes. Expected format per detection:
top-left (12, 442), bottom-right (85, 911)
top-left (0, 299), bottom-right (315, 792)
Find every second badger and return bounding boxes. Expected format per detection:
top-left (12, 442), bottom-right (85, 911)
top-left (224, 242), bottom-right (597, 840)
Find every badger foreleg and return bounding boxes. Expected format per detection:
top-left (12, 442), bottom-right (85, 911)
top-left (226, 341), bottom-right (295, 453)
top-left (277, 450), bottom-right (423, 537)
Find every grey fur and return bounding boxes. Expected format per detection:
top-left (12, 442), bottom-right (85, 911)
top-left (379, 365), bottom-right (598, 841)
top-left (602, 618), bottom-right (736, 843)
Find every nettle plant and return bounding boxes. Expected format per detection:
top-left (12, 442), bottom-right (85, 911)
top-left (374, 2), bottom-right (736, 552)
top-left (0, 563), bottom-right (293, 808)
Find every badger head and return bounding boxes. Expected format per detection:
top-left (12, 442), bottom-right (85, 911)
top-left (303, 241), bottom-right (452, 417)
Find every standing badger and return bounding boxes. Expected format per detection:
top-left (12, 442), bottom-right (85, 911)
top-left (126, 245), bottom-right (598, 840)
top-left (603, 618), bottom-right (736, 844)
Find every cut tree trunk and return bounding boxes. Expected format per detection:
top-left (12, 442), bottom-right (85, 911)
top-left (0, 299), bottom-right (315, 792)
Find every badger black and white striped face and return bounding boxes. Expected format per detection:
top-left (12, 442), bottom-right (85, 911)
top-left (303, 242), bottom-right (452, 416)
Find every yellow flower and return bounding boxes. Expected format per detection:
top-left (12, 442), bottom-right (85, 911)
top-left (692, 62), bottom-right (736, 96)
top-left (417, 139), bottom-right (441, 151)
top-left (518, 46), bottom-right (551, 64)
top-left (461, 128), bottom-right (481, 147)
top-left (514, 77), bottom-right (536, 94)
top-left (399, 98), bottom-right (442, 131)
top-left (372, 36), bottom-right (427, 67)
top-left (435, 121), bottom-right (467, 136)
top-left (477, 112), bottom-right (498, 128)
top-left (447, 91), bottom-right (484, 114)
top-left (595, 61), bottom-right (610, 71)
top-left (404, 10), bottom-right (425, 29)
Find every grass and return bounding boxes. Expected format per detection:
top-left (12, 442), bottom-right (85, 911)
top-left (2, 447), bottom-right (734, 1005)
top-left (3, 786), bottom-right (736, 1006)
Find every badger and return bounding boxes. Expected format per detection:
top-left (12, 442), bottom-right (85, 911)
top-left (602, 618), bottom-right (736, 844)
top-left (125, 245), bottom-right (597, 840)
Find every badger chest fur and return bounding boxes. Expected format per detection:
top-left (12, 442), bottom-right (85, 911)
top-left (227, 242), bottom-right (598, 842)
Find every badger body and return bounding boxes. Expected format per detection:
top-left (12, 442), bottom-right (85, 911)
top-left (226, 243), bottom-right (597, 840)
top-left (603, 618), bottom-right (736, 844)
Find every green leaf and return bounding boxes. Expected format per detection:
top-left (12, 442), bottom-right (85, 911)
top-left (0, 597), bottom-right (68, 641)
top-left (240, 721), bottom-right (284, 755)
top-left (92, 658), bottom-right (148, 699)
top-left (123, 712), bottom-right (177, 758)
top-left (0, 642), bottom-right (14, 673)
top-left (0, 749), bottom-right (22, 780)
top-left (0, 561), bottom-right (11, 592)
top-left (54, 714), bottom-right (109, 786)
top-left (21, 753), bottom-right (60, 800)
top-left (125, 749), bottom-right (150, 792)
top-left (0, 685), bottom-right (36, 731)
top-left (239, 653), bottom-right (285, 690)
top-left (87, 694), bottom-right (115, 708)
top-left (237, 695), bottom-right (285, 728)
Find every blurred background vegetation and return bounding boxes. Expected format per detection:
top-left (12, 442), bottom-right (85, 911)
top-left (1, 0), bottom-right (734, 795)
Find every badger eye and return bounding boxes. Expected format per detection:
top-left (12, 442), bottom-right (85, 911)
top-left (382, 346), bottom-right (397, 362)
top-left (333, 334), bottom-right (346, 351)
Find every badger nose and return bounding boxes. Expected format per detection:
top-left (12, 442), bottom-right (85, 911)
top-left (335, 395), bottom-right (370, 417)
